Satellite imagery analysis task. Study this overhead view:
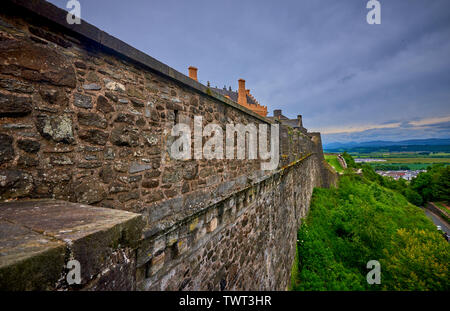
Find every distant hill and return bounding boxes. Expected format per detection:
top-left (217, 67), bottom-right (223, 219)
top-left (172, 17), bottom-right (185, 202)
top-left (324, 138), bottom-right (450, 150)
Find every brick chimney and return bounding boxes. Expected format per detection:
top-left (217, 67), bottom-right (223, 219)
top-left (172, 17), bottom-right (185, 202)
top-left (297, 115), bottom-right (303, 128)
top-left (238, 79), bottom-right (247, 107)
top-left (274, 110), bottom-right (282, 119)
top-left (188, 66), bottom-right (198, 81)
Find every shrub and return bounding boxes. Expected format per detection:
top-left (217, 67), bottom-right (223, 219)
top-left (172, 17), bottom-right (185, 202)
top-left (293, 174), bottom-right (449, 291)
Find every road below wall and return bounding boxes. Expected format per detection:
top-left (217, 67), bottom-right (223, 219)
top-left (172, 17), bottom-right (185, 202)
top-left (422, 208), bottom-right (450, 235)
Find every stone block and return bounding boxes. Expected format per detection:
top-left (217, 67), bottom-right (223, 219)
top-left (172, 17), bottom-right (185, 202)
top-left (36, 114), bottom-right (74, 144)
top-left (110, 125), bottom-right (140, 147)
top-left (129, 163), bottom-right (152, 174)
top-left (0, 220), bottom-right (66, 291)
top-left (105, 81), bottom-right (125, 92)
top-left (73, 177), bottom-right (106, 205)
top-left (0, 169), bottom-right (34, 200)
top-left (39, 87), bottom-right (67, 105)
top-left (82, 83), bottom-right (102, 90)
top-left (0, 200), bottom-right (144, 290)
top-left (96, 95), bottom-right (114, 114)
top-left (78, 129), bottom-right (109, 146)
top-left (0, 93), bottom-right (32, 117)
top-left (0, 134), bottom-right (14, 164)
top-left (17, 139), bottom-right (40, 154)
top-left (149, 251), bottom-right (165, 276)
top-left (207, 217), bottom-right (218, 233)
top-left (0, 38), bottom-right (76, 88)
top-left (77, 112), bottom-right (107, 129)
top-left (74, 93), bottom-right (93, 109)
top-left (147, 196), bottom-right (183, 223)
top-left (0, 78), bottom-right (34, 94)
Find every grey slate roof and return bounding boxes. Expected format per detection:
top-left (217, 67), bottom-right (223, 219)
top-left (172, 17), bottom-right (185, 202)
top-left (211, 87), bottom-right (259, 106)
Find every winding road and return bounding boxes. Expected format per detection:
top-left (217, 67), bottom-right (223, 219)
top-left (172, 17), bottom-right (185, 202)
top-left (422, 208), bottom-right (450, 235)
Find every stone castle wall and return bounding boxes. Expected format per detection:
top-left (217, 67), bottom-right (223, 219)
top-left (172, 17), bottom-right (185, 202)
top-left (137, 154), bottom-right (322, 290)
top-left (0, 0), bottom-right (336, 290)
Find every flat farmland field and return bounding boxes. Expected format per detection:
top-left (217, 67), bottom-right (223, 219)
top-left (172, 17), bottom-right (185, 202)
top-left (351, 151), bottom-right (450, 170)
top-left (382, 157), bottom-right (450, 164)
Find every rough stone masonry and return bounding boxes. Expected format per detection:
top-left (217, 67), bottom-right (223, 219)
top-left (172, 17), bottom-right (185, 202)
top-left (0, 0), bottom-right (337, 290)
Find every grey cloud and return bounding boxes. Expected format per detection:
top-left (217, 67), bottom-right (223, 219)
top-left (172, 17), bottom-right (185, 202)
top-left (322, 121), bottom-right (450, 145)
top-left (48, 0), bottom-right (450, 143)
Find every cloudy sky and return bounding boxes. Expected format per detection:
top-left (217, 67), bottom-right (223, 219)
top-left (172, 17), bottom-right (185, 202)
top-left (48, 0), bottom-right (450, 144)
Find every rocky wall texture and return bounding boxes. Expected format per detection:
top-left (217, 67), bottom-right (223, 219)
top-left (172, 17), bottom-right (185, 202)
top-left (136, 154), bottom-right (322, 291)
top-left (0, 8), bottom-right (272, 230)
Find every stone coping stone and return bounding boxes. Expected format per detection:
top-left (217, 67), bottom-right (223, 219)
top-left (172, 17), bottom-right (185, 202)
top-left (0, 200), bottom-right (143, 290)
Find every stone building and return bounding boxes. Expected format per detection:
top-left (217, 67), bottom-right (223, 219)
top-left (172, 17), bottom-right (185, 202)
top-left (0, 0), bottom-right (337, 291)
top-left (268, 110), bottom-right (307, 134)
top-left (188, 67), bottom-right (268, 117)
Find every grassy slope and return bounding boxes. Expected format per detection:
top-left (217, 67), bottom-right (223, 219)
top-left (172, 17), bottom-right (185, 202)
top-left (291, 174), bottom-right (449, 291)
top-left (325, 155), bottom-right (344, 173)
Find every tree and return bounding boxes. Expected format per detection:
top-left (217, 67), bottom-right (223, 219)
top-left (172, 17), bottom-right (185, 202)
top-left (411, 172), bottom-right (433, 202)
top-left (342, 152), bottom-right (358, 168)
top-left (404, 188), bottom-right (423, 206)
top-left (382, 228), bottom-right (449, 291)
top-left (435, 167), bottom-right (450, 203)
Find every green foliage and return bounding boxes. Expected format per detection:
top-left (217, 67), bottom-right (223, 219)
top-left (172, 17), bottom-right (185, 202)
top-left (292, 174), bottom-right (449, 291)
top-left (404, 188), bottom-right (423, 206)
top-left (342, 152), bottom-right (359, 169)
top-left (382, 229), bottom-right (449, 291)
top-left (361, 164), bottom-right (383, 183)
top-left (411, 165), bottom-right (450, 204)
top-left (325, 155), bottom-right (344, 173)
top-left (290, 243), bottom-right (300, 290)
top-left (347, 150), bottom-right (449, 207)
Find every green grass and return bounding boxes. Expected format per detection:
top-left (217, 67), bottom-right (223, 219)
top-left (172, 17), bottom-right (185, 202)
top-left (431, 153), bottom-right (450, 157)
top-left (382, 158), bottom-right (450, 164)
top-left (369, 163), bottom-right (435, 170)
top-left (291, 174), bottom-right (449, 291)
top-left (351, 151), bottom-right (450, 170)
top-left (353, 152), bottom-right (450, 158)
top-left (290, 243), bottom-right (300, 290)
top-left (325, 155), bottom-right (344, 173)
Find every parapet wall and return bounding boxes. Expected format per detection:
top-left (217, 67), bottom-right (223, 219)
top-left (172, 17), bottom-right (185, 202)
top-left (0, 0), bottom-right (336, 290)
top-left (137, 154), bottom-right (322, 290)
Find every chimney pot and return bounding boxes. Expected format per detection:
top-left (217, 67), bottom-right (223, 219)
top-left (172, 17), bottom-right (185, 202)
top-left (188, 66), bottom-right (198, 81)
top-left (297, 115), bottom-right (303, 128)
top-left (274, 109), bottom-right (282, 119)
top-left (238, 79), bottom-right (247, 107)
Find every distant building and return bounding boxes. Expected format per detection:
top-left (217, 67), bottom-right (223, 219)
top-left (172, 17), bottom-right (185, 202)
top-left (376, 170), bottom-right (426, 181)
top-left (267, 109), bottom-right (307, 134)
top-left (188, 67), bottom-right (268, 117)
top-left (354, 158), bottom-right (387, 163)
